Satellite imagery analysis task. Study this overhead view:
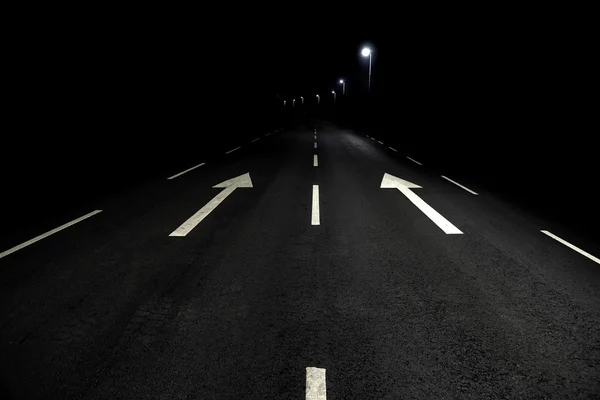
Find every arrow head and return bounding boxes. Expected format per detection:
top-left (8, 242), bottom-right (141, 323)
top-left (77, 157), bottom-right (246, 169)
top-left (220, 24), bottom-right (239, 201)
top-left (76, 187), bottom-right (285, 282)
top-left (213, 173), bottom-right (253, 188)
top-left (380, 173), bottom-right (422, 189)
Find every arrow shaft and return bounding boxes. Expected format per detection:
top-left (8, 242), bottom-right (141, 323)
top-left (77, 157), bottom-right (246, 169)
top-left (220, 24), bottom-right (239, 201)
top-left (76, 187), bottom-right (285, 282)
top-left (169, 186), bottom-right (236, 237)
top-left (398, 187), bottom-right (463, 234)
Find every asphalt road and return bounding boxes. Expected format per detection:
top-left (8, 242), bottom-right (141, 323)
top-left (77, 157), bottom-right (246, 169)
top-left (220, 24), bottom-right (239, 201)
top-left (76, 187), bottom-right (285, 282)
top-left (1, 123), bottom-right (599, 399)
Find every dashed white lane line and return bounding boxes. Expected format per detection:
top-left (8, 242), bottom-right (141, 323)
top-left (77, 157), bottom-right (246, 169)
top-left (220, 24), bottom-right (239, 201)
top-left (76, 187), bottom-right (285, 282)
top-left (314, 135), bottom-right (317, 140)
top-left (406, 156), bottom-right (423, 166)
top-left (251, 137), bottom-right (260, 143)
top-left (264, 132), bottom-right (272, 136)
top-left (306, 367), bottom-right (326, 400)
top-left (366, 135), bottom-right (370, 138)
top-left (388, 146), bottom-right (398, 152)
top-left (311, 185), bottom-right (320, 226)
top-left (314, 142), bottom-right (317, 149)
top-left (0, 210), bottom-right (103, 260)
top-left (167, 162), bottom-right (206, 180)
top-left (225, 146), bottom-right (241, 155)
top-left (370, 137), bottom-right (375, 141)
top-left (314, 154), bottom-right (318, 167)
top-left (541, 230), bottom-right (600, 265)
top-left (377, 140), bottom-right (384, 144)
top-left (441, 175), bottom-right (478, 195)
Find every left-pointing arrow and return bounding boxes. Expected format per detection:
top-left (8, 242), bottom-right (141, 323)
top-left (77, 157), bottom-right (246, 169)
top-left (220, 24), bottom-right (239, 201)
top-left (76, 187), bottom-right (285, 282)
top-left (169, 173), bottom-right (253, 237)
top-left (381, 173), bottom-right (463, 234)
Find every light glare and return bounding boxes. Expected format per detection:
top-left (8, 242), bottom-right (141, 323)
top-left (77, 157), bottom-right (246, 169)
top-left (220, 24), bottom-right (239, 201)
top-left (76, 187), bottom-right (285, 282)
top-left (361, 48), bottom-right (371, 57)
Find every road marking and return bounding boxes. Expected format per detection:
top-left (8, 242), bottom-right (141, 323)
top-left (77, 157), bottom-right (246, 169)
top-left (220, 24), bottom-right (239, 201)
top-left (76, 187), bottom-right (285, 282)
top-left (313, 154), bottom-right (319, 167)
top-left (541, 230), bottom-right (600, 265)
top-left (225, 146), bottom-right (241, 155)
top-left (306, 367), bottom-right (326, 400)
top-left (377, 140), bottom-right (384, 144)
top-left (0, 210), bottom-right (103, 260)
top-left (388, 146), bottom-right (398, 152)
top-left (406, 156), bottom-right (423, 166)
top-left (170, 173), bottom-right (253, 237)
top-left (167, 162), bottom-right (206, 180)
top-left (366, 135), bottom-right (370, 138)
top-left (370, 137), bottom-right (375, 141)
top-left (314, 135), bottom-right (317, 140)
top-left (264, 132), bottom-right (272, 136)
top-left (441, 176), bottom-right (478, 195)
top-left (381, 173), bottom-right (463, 234)
top-left (312, 185), bottom-right (320, 225)
top-left (314, 142), bottom-right (317, 149)
top-left (251, 137), bottom-right (260, 143)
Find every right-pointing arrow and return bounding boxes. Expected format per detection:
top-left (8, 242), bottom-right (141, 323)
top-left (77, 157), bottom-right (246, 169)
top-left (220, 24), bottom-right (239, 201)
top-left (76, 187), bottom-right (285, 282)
top-left (170, 173), bottom-right (253, 237)
top-left (381, 173), bottom-right (463, 234)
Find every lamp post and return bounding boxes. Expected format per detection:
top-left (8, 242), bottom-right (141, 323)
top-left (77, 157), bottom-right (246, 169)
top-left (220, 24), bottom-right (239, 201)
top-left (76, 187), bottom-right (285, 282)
top-left (293, 98), bottom-right (295, 108)
top-left (316, 94), bottom-right (320, 104)
top-left (339, 79), bottom-right (346, 95)
top-left (301, 96), bottom-right (304, 105)
top-left (361, 47), bottom-right (372, 94)
top-left (332, 90), bottom-right (336, 104)
top-left (284, 100), bottom-right (286, 107)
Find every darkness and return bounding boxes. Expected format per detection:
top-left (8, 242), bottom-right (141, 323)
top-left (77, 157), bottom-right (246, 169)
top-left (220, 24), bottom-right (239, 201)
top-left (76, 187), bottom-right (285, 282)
top-left (2, 10), bottom-right (598, 239)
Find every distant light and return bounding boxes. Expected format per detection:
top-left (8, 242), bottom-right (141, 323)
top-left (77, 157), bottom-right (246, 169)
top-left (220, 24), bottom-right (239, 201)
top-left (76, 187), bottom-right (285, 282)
top-left (331, 90), bottom-right (335, 94)
top-left (361, 47), bottom-right (371, 57)
top-left (339, 79), bottom-right (344, 83)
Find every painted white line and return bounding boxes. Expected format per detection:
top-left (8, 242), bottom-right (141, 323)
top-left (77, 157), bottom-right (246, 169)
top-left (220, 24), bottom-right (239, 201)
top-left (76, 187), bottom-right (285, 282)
top-left (167, 162), bottom-right (206, 180)
top-left (541, 230), bottom-right (600, 265)
top-left (366, 135), bottom-right (370, 138)
top-left (314, 142), bottom-right (317, 149)
top-left (406, 156), bottom-right (423, 166)
top-left (313, 154), bottom-right (318, 167)
top-left (370, 137), bottom-right (375, 141)
top-left (388, 146), bottom-right (398, 152)
top-left (225, 146), bottom-right (241, 155)
top-left (170, 173), bottom-right (253, 237)
top-left (311, 185), bottom-right (320, 226)
top-left (306, 367), bottom-right (326, 400)
top-left (251, 137), bottom-right (260, 143)
top-left (377, 140), bottom-right (384, 144)
top-left (0, 210), bottom-right (103, 260)
top-left (441, 176), bottom-right (478, 195)
top-left (264, 132), bottom-right (272, 136)
top-left (314, 135), bottom-right (317, 140)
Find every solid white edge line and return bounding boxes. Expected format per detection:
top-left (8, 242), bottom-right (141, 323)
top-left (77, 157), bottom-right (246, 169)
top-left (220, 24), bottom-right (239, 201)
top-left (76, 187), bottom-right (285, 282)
top-left (225, 146), bottom-right (241, 155)
top-left (311, 185), bottom-right (320, 226)
top-left (314, 142), bottom-right (317, 149)
top-left (313, 154), bottom-right (318, 167)
top-left (406, 156), bottom-right (423, 166)
top-left (388, 146), bottom-right (398, 152)
top-left (0, 210), bottom-right (103, 260)
top-left (251, 137), bottom-right (260, 143)
top-left (441, 175), bottom-right (478, 195)
top-left (377, 141), bottom-right (384, 144)
top-left (306, 367), bottom-right (326, 400)
top-left (541, 230), bottom-right (600, 265)
top-left (167, 162), bottom-right (206, 180)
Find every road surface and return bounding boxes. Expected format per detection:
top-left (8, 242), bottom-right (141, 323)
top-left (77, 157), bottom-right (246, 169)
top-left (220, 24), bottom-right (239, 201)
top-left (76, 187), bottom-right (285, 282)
top-left (1, 123), bottom-right (599, 399)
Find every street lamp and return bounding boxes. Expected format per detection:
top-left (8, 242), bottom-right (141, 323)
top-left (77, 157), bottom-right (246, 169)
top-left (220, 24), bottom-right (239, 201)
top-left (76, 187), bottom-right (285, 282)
top-left (284, 100), bottom-right (286, 107)
top-left (339, 79), bottom-right (346, 95)
top-left (301, 96), bottom-right (304, 105)
top-left (316, 94), bottom-right (320, 104)
top-left (293, 98), bottom-right (295, 108)
top-left (361, 47), bottom-right (372, 94)
top-left (332, 90), bottom-right (336, 104)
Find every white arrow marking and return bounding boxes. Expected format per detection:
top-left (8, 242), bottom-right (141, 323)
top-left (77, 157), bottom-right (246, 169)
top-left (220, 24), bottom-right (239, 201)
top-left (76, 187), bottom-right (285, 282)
top-left (306, 367), bottom-right (326, 400)
top-left (169, 173), bottom-right (253, 237)
top-left (381, 173), bottom-right (463, 234)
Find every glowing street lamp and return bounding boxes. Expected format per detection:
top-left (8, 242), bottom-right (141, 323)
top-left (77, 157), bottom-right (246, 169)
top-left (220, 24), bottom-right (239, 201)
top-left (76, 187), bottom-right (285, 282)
top-left (293, 98), bottom-right (296, 108)
top-left (301, 96), bottom-right (304, 105)
top-left (332, 90), bottom-right (336, 104)
top-left (316, 93), bottom-right (320, 104)
top-left (339, 79), bottom-right (346, 95)
top-left (361, 47), bottom-right (372, 93)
